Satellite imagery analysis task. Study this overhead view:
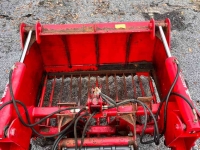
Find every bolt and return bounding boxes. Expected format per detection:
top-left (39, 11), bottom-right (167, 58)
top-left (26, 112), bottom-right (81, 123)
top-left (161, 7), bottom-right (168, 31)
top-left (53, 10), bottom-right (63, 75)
top-left (10, 128), bottom-right (16, 136)
top-left (182, 124), bottom-right (186, 130)
top-left (128, 132), bottom-right (133, 136)
top-left (175, 124), bottom-right (179, 130)
top-left (190, 131), bottom-right (196, 134)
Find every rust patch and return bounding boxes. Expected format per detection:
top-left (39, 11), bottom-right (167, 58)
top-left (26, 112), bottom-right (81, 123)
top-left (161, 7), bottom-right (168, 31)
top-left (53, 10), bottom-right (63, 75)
top-left (128, 139), bottom-right (135, 145)
top-left (42, 25), bottom-right (149, 34)
top-left (24, 26), bottom-right (35, 31)
top-left (137, 96), bottom-right (153, 109)
top-left (155, 22), bottom-right (167, 27)
top-left (128, 140), bottom-right (138, 150)
top-left (137, 96), bottom-right (153, 102)
top-left (57, 102), bottom-right (76, 106)
top-left (95, 26), bottom-right (149, 32)
top-left (40, 127), bottom-right (50, 132)
top-left (23, 22), bottom-right (166, 33)
top-left (58, 115), bottom-right (73, 132)
top-left (120, 114), bottom-right (135, 125)
top-left (42, 25), bottom-right (94, 34)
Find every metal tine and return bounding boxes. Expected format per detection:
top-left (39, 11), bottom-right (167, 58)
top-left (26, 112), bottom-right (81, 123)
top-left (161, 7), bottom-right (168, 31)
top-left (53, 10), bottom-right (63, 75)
top-left (78, 74), bottom-right (82, 106)
top-left (96, 76), bottom-right (99, 87)
top-left (57, 76), bottom-right (64, 128)
top-left (70, 75), bottom-right (72, 102)
top-left (138, 75), bottom-right (145, 97)
top-left (148, 76), bottom-right (157, 103)
top-left (39, 75), bottom-right (48, 107)
top-left (123, 73), bottom-right (127, 99)
top-left (97, 75), bottom-right (103, 92)
top-left (114, 74), bottom-right (118, 102)
top-left (58, 75), bottom-right (64, 103)
top-left (46, 76), bottom-right (56, 126)
top-left (49, 76), bottom-right (56, 107)
top-left (131, 73), bottom-right (137, 99)
top-left (88, 74), bottom-right (90, 98)
top-left (106, 74), bottom-right (110, 97)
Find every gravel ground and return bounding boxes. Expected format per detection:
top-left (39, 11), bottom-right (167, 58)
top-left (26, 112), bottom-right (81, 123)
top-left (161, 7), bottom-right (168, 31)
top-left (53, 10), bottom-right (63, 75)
top-left (0, 0), bottom-right (200, 149)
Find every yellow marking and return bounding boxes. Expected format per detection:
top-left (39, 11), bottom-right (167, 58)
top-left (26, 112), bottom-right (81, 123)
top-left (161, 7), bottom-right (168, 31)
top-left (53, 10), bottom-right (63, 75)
top-left (115, 24), bottom-right (126, 29)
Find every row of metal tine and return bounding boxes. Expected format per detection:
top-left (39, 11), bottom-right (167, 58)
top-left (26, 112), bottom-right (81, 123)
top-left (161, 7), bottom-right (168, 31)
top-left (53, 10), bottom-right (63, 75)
top-left (38, 73), bottom-right (156, 108)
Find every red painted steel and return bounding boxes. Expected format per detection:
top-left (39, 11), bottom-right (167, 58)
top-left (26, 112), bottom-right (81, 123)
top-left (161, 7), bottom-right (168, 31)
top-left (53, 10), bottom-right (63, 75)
top-left (46, 76), bottom-right (56, 125)
top-left (0, 19), bottom-right (199, 150)
top-left (38, 75), bottom-right (47, 107)
top-left (0, 63), bottom-right (26, 139)
top-left (87, 126), bottom-right (116, 134)
top-left (136, 125), bottom-right (154, 134)
top-left (36, 22), bottom-right (42, 44)
top-left (20, 23), bottom-right (26, 49)
top-left (32, 104), bottom-right (159, 118)
top-left (164, 57), bottom-right (200, 149)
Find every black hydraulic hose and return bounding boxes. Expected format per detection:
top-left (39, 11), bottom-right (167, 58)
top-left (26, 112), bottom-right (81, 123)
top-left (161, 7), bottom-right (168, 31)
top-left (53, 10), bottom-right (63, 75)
top-left (5, 69), bottom-right (86, 138)
top-left (74, 112), bottom-right (89, 150)
top-left (0, 99), bottom-right (86, 130)
top-left (96, 90), bottom-right (199, 145)
top-left (52, 132), bottom-right (66, 150)
top-left (0, 99), bottom-right (45, 137)
top-left (3, 63), bottom-right (199, 147)
top-left (155, 62), bottom-right (200, 138)
top-left (0, 100), bottom-right (22, 111)
top-left (100, 93), bottom-right (117, 106)
top-left (9, 69), bottom-right (66, 127)
top-left (51, 108), bottom-right (87, 150)
top-left (103, 94), bottom-right (160, 145)
top-left (170, 92), bottom-right (200, 119)
top-left (141, 106), bottom-right (159, 145)
top-left (0, 97), bottom-right (86, 138)
top-left (161, 63), bottom-right (180, 135)
top-left (101, 96), bottom-right (114, 106)
top-left (51, 110), bottom-right (86, 150)
top-left (9, 69), bottom-right (27, 126)
top-left (53, 108), bottom-right (86, 137)
top-left (51, 129), bottom-right (73, 150)
top-left (116, 99), bottom-right (160, 145)
top-left (156, 93), bottom-right (196, 119)
top-left (156, 92), bottom-right (200, 120)
top-left (171, 92), bottom-right (194, 109)
top-left (80, 112), bottom-right (96, 150)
